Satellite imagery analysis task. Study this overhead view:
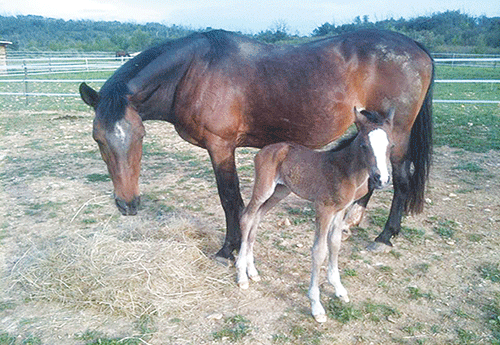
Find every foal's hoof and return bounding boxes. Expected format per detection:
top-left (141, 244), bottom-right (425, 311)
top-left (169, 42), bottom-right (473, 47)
top-left (238, 281), bottom-right (249, 290)
top-left (249, 274), bottom-right (261, 282)
top-left (367, 241), bottom-right (392, 253)
top-left (341, 228), bottom-right (352, 241)
top-left (313, 314), bottom-right (327, 323)
top-left (338, 294), bottom-right (350, 303)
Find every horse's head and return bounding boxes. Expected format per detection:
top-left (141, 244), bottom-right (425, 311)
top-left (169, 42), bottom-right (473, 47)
top-left (80, 82), bottom-right (145, 215)
top-left (354, 107), bottom-right (394, 190)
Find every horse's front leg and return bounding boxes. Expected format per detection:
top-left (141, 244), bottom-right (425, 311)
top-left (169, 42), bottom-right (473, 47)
top-left (327, 211), bottom-right (349, 302)
top-left (371, 160), bottom-right (411, 250)
top-left (207, 143), bottom-right (244, 260)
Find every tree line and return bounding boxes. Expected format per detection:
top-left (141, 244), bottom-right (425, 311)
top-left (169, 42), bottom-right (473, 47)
top-left (0, 11), bottom-right (499, 53)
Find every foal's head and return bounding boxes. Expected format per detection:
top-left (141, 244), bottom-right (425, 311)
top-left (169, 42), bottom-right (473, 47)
top-left (354, 107), bottom-right (394, 190)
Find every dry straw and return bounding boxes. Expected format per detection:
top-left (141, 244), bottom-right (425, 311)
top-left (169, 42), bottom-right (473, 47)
top-left (7, 217), bottom-right (233, 318)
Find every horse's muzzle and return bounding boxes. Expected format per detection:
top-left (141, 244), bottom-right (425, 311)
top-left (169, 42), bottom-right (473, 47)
top-left (115, 196), bottom-right (140, 215)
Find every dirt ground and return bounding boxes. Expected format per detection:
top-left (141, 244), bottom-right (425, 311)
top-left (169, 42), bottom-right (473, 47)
top-left (0, 110), bottom-right (499, 344)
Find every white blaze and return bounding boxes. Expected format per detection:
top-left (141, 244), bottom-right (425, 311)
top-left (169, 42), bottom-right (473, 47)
top-left (368, 129), bottom-right (390, 185)
top-left (114, 122), bottom-right (127, 144)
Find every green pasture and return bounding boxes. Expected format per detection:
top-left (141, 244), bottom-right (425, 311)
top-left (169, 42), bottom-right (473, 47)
top-left (0, 64), bottom-right (499, 152)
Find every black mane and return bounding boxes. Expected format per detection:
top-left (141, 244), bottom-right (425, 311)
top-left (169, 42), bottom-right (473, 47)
top-left (95, 31), bottom-right (210, 129)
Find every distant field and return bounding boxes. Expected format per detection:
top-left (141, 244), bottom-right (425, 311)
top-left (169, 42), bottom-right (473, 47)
top-left (0, 63), bottom-right (499, 152)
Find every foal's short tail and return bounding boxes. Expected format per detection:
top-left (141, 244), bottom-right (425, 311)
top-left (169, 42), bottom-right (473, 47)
top-left (406, 65), bottom-right (434, 214)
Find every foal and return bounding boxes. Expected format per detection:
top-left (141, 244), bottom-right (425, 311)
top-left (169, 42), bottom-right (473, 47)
top-left (236, 107), bottom-right (394, 323)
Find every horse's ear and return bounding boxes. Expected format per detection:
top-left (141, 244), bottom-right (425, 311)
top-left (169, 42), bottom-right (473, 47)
top-left (79, 83), bottom-right (99, 109)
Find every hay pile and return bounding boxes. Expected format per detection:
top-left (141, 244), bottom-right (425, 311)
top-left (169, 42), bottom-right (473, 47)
top-left (7, 218), bottom-right (233, 318)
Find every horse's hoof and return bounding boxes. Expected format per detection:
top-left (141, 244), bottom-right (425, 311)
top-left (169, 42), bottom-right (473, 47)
top-left (313, 314), bottom-right (327, 323)
top-left (215, 247), bottom-right (235, 261)
top-left (250, 274), bottom-right (261, 282)
top-left (367, 241), bottom-right (392, 253)
top-left (214, 255), bottom-right (232, 267)
top-left (238, 281), bottom-right (249, 290)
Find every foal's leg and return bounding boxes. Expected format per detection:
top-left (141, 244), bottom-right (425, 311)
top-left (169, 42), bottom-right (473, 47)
top-left (236, 148), bottom-right (290, 289)
top-left (327, 211), bottom-right (349, 302)
top-left (343, 190), bottom-right (373, 240)
top-left (244, 184), bottom-right (291, 285)
top-left (237, 192), bottom-right (267, 289)
top-left (308, 206), bottom-right (335, 323)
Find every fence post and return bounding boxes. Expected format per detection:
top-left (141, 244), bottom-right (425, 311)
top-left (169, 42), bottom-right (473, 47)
top-left (23, 61), bottom-right (28, 105)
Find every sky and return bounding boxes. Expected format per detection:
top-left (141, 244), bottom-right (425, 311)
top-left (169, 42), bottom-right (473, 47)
top-left (0, 0), bottom-right (499, 36)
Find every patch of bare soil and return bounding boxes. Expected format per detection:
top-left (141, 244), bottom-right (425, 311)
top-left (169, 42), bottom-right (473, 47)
top-left (1, 111), bottom-right (499, 344)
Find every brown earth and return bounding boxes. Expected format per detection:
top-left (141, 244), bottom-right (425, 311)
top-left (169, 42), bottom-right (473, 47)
top-left (0, 110), bottom-right (499, 344)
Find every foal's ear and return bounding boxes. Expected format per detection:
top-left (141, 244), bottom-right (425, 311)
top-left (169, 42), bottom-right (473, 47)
top-left (79, 83), bottom-right (100, 109)
top-left (353, 106), bottom-right (364, 123)
top-left (385, 108), bottom-right (395, 127)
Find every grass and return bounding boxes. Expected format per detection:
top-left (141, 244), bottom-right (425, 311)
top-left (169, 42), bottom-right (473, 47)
top-left (433, 219), bottom-right (458, 240)
top-left (484, 294), bottom-right (500, 343)
top-left (85, 173), bottom-right (110, 183)
top-left (212, 315), bottom-right (252, 342)
top-left (326, 299), bottom-right (400, 324)
top-left (72, 315), bottom-right (156, 345)
top-left (452, 162), bottom-right (485, 173)
top-left (407, 286), bottom-right (433, 300)
top-left (284, 206), bottom-right (315, 225)
top-left (433, 104), bottom-right (500, 152)
top-left (479, 263), bottom-right (500, 283)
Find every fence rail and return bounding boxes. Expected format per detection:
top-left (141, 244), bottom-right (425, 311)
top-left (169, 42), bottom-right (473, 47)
top-left (0, 56), bottom-right (499, 104)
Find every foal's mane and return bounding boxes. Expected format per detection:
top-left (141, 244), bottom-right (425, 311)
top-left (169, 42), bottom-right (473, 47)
top-left (328, 109), bottom-right (385, 153)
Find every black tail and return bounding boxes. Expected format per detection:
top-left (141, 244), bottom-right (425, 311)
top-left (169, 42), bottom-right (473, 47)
top-left (406, 64), bottom-right (434, 214)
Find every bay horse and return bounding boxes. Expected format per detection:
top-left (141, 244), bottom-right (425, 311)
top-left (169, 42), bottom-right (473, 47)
top-left (236, 108), bottom-right (394, 322)
top-left (79, 29), bottom-right (433, 259)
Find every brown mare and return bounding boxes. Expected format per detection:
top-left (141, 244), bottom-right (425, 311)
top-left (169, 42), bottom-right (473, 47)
top-left (79, 29), bottom-right (433, 259)
top-left (236, 108), bottom-right (394, 322)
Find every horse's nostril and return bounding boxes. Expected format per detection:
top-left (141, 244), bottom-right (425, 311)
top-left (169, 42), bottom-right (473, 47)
top-left (115, 196), bottom-right (140, 215)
